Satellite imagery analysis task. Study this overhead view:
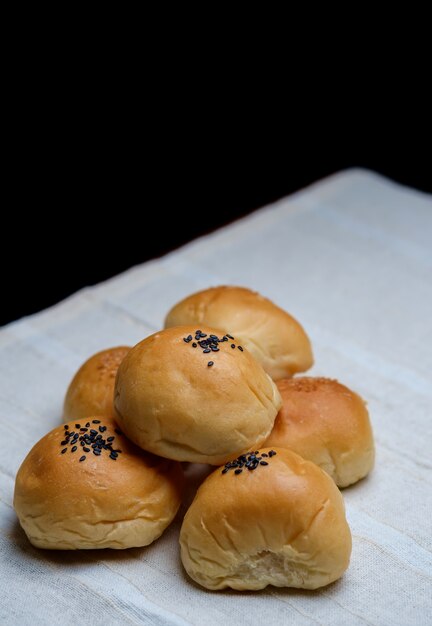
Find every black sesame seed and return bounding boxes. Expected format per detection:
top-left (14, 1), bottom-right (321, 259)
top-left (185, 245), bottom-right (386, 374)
top-left (61, 440), bottom-right (67, 446)
top-left (222, 468), bottom-right (229, 474)
top-left (75, 424), bottom-right (80, 429)
top-left (93, 420), bottom-right (101, 424)
top-left (80, 427), bottom-right (88, 432)
top-left (260, 461), bottom-right (268, 465)
top-left (107, 436), bottom-right (114, 442)
top-left (83, 447), bottom-right (90, 452)
top-left (79, 456), bottom-right (86, 462)
top-left (61, 448), bottom-right (67, 454)
top-left (99, 426), bottom-right (107, 432)
top-left (226, 334), bottom-right (234, 340)
top-left (231, 344), bottom-right (235, 348)
top-left (261, 453), bottom-right (268, 457)
top-left (183, 337), bottom-right (189, 343)
top-left (109, 455), bottom-right (117, 460)
top-left (208, 361), bottom-right (214, 367)
top-left (71, 446), bottom-right (77, 452)
top-left (85, 422), bottom-right (90, 427)
top-left (192, 342), bottom-right (197, 348)
top-left (234, 469), bottom-right (242, 475)
top-left (90, 429), bottom-right (97, 435)
top-left (238, 346), bottom-right (243, 351)
top-left (269, 450), bottom-right (276, 457)
top-left (93, 449), bottom-right (101, 455)
top-left (203, 349), bottom-right (211, 354)
top-left (211, 346), bottom-right (219, 352)
top-left (64, 425), bottom-right (68, 429)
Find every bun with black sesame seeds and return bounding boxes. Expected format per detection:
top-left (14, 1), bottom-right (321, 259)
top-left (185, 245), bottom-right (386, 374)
top-left (164, 286), bottom-right (313, 380)
top-left (63, 346), bottom-right (131, 422)
top-left (265, 377), bottom-right (375, 487)
top-left (113, 326), bottom-right (282, 465)
top-left (13, 417), bottom-right (184, 550)
top-left (180, 447), bottom-right (352, 591)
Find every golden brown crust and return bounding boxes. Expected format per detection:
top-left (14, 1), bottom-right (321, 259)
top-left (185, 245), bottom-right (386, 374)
top-left (265, 377), bottom-right (375, 487)
top-left (164, 286), bottom-right (313, 380)
top-left (180, 447), bottom-right (352, 590)
top-left (14, 418), bottom-right (184, 549)
top-left (114, 326), bottom-right (282, 465)
top-left (63, 347), bottom-right (130, 422)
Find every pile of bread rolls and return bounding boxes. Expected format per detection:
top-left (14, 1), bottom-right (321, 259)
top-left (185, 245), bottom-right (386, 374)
top-left (14, 286), bottom-right (374, 591)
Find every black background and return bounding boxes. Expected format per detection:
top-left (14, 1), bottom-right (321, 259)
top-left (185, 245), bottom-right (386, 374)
top-left (2, 149), bottom-right (430, 327)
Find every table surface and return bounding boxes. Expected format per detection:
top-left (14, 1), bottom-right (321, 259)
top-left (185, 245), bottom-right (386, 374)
top-left (1, 169), bottom-right (431, 626)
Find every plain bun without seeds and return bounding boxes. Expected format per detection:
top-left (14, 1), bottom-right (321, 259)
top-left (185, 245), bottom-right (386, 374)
top-left (63, 346), bottom-right (130, 422)
top-left (164, 286), bottom-right (313, 380)
top-left (180, 447), bottom-right (352, 590)
top-left (14, 418), bottom-right (184, 550)
top-left (114, 326), bottom-right (282, 465)
top-left (265, 377), bottom-right (375, 487)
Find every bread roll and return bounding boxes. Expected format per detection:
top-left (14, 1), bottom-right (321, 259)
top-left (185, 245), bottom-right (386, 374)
top-left (14, 418), bottom-right (184, 549)
top-left (63, 346), bottom-right (130, 422)
top-left (180, 447), bottom-right (351, 590)
top-left (164, 286), bottom-right (313, 380)
top-left (265, 377), bottom-right (375, 487)
top-left (114, 326), bottom-right (281, 465)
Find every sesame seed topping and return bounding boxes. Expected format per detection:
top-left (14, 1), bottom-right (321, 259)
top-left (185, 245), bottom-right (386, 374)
top-left (208, 361), bottom-right (214, 367)
top-left (64, 425), bottom-right (68, 430)
top-left (183, 330), bottom-right (242, 368)
top-left (58, 421), bottom-right (122, 463)
top-left (221, 450), bottom-right (276, 475)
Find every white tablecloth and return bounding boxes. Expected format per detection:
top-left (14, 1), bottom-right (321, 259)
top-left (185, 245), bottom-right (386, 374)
top-left (1, 169), bottom-right (431, 625)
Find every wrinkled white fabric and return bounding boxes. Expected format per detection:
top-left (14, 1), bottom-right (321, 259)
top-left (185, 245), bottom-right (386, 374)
top-left (1, 169), bottom-right (431, 625)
